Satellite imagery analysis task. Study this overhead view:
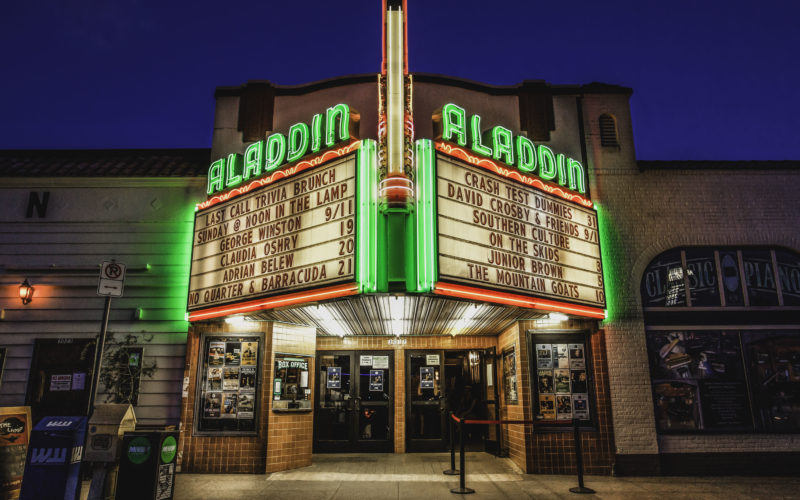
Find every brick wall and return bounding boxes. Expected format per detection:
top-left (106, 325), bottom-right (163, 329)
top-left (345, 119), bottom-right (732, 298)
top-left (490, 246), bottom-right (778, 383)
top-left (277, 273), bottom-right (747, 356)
top-left (177, 322), bottom-right (272, 473)
top-left (497, 323), bottom-right (526, 472)
top-left (581, 92), bottom-right (800, 459)
top-left (513, 319), bottom-right (615, 475)
top-left (266, 323), bottom-right (317, 472)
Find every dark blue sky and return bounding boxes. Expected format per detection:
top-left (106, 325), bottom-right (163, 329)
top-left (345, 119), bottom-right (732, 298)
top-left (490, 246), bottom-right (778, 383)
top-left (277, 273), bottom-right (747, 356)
top-left (2, 0), bottom-right (798, 160)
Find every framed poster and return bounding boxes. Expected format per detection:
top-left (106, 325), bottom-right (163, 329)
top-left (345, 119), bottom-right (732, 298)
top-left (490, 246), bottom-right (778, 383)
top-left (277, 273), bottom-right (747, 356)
top-left (195, 334), bottom-right (262, 435)
top-left (529, 331), bottom-right (595, 429)
top-left (369, 370), bottom-right (384, 392)
top-left (327, 367), bottom-right (342, 389)
top-left (502, 347), bottom-right (518, 404)
top-left (420, 367), bottom-right (435, 389)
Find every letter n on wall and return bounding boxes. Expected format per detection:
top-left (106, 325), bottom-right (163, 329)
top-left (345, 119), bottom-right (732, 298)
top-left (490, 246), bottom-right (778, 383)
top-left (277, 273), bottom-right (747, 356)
top-left (26, 191), bottom-right (50, 218)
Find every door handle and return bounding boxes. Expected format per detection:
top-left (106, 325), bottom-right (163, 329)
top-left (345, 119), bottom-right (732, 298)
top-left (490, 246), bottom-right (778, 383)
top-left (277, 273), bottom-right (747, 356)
top-left (438, 396), bottom-right (446, 413)
top-left (353, 397), bottom-right (361, 412)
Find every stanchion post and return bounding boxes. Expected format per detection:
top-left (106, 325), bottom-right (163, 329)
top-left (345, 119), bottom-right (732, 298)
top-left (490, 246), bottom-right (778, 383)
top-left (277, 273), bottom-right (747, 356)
top-left (569, 418), bottom-right (595, 494)
top-left (443, 412), bottom-right (459, 475)
top-left (450, 417), bottom-right (475, 495)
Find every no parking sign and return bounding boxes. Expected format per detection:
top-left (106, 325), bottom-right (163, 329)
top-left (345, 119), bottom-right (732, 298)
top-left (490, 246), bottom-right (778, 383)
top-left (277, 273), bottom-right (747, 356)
top-left (97, 261), bottom-right (126, 297)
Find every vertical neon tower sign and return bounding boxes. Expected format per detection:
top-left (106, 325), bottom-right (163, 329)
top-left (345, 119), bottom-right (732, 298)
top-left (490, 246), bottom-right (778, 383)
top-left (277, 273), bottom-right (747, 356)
top-left (379, 0), bottom-right (413, 207)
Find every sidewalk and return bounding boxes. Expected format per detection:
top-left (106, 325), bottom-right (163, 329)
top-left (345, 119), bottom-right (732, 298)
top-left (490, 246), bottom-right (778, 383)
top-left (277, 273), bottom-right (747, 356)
top-left (174, 452), bottom-right (800, 499)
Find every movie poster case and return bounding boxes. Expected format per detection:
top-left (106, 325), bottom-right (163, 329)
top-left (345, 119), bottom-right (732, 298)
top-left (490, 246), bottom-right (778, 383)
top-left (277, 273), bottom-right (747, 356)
top-left (529, 331), bottom-right (594, 429)
top-left (194, 334), bottom-right (262, 435)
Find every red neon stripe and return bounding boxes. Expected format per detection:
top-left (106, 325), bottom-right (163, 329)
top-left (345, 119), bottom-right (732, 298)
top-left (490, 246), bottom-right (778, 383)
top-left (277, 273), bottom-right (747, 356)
top-left (433, 282), bottom-right (606, 319)
top-left (197, 141), bottom-right (361, 211)
top-left (188, 283), bottom-right (359, 321)
top-left (434, 142), bottom-right (594, 208)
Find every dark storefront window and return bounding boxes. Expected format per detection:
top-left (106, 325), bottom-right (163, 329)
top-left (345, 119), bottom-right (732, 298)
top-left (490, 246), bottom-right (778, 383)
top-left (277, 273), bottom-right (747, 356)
top-left (195, 334), bottom-right (262, 435)
top-left (642, 246), bottom-right (800, 434)
top-left (685, 248), bottom-right (720, 307)
top-left (640, 249), bottom-right (686, 307)
top-left (741, 249), bottom-right (779, 306)
top-left (528, 332), bottom-right (594, 429)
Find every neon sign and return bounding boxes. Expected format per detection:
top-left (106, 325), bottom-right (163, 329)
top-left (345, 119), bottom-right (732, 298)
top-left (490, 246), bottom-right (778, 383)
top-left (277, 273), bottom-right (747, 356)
top-left (207, 103), bottom-right (354, 195)
top-left (439, 103), bottom-right (587, 194)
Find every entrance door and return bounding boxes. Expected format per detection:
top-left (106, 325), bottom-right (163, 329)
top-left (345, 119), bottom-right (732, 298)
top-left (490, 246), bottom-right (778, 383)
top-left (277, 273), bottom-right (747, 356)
top-left (25, 338), bottom-right (97, 423)
top-left (406, 350), bottom-right (446, 451)
top-left (314, 350), bottom-right (393, 453)
top-left (406, 349), bottom-right (500, 453)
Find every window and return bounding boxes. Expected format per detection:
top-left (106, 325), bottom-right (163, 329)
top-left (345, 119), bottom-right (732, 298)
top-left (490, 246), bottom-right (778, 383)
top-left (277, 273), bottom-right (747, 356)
top-left (195, 334), bottom-right (262, 435)
top-left (598, 114), bottom-right (618, 147)
top-left (641, 246), bottom-right (800, 433)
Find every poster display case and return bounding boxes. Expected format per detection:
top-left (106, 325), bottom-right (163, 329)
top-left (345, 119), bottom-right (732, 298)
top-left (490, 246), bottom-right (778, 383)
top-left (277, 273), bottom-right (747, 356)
top-left (195, 334), bottom-right (262, 435)
top-left (528, 331), bottom-right (594, 429)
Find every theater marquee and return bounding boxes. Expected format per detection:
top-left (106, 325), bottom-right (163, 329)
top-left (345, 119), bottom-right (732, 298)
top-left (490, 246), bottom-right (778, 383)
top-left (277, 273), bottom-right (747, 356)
top-left (436, 156), bottom-right (605, 309)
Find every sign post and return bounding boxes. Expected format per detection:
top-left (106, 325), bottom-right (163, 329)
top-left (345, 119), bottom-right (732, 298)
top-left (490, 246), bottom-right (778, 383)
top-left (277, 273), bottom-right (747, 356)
top-left (89, 261), bottom-right (126, 416)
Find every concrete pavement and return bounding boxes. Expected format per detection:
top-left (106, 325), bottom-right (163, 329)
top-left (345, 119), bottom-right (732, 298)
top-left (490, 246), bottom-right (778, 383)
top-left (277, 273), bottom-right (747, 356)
top-left (174, 452), bottom-right (800, 499)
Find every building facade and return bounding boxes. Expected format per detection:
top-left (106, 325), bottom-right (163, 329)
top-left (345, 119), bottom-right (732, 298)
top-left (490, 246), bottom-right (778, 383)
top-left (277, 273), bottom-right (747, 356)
top-left (1, 1), bottom-right (798, 479)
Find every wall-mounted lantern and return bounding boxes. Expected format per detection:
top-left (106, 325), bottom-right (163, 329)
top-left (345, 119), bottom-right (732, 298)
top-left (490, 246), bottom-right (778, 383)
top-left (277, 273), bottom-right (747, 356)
top-left (19, 279), bottom-right (34, 305)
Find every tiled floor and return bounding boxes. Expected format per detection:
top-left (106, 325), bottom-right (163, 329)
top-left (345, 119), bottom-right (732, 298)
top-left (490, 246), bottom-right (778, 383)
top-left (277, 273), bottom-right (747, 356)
top-left (174, 452), bottom-right (800, 499)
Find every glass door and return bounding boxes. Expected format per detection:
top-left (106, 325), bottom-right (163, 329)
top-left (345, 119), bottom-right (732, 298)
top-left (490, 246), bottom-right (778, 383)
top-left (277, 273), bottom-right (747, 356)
top-left (315, 352), bottom-right (355, 452)
top-left (406, 350), bottom-right (446, 451)
top-left (314, 351), bottom-right (394, 453)
top-left (354, 351), bottom-right (393, 452)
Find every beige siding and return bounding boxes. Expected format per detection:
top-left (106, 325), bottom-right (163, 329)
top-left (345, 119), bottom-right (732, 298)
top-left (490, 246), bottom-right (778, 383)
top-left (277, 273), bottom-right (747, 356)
top-left (0, 178), bottom-right (205, 427)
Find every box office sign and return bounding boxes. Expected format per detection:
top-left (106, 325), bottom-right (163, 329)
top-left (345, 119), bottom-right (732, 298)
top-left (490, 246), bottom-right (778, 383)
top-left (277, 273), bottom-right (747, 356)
top-left (434, 155), bottom-right (605, 309)
top-left (189, 155), bottom-right (358, 311)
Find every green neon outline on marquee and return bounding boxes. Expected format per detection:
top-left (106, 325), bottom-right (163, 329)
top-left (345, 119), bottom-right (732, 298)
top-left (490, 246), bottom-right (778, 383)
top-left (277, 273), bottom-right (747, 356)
top-left (356, 139), bottom-right (378, 293)
top-left (207, 159), bottom-right (225, 195)
top-left (286, 123), bottom-right (310, 163)
top-left (265, 133), bottom-right (286, 173)
top-left (225, 153), bottom-right (243, 188)
top-left (441, 103), bottom-right (467, 146)
top-left (310, 113), bottom-right (323, 153)
top-left (326, 104), bottom-right (350, 147)
top-left (470, 115), bottom-right (492, 157)
top-left (515, 135), bottom-right (536, 173)
top-left (492, 125), bottom-right (514, 165)
top-left (243, 141), bottom-right (264, 181)
top-left (414, 139), bottom-right (437, 293)
top-left (537, 144), bottom-right (557, 181)
top-left (439, 103), bottom-right (589, 195)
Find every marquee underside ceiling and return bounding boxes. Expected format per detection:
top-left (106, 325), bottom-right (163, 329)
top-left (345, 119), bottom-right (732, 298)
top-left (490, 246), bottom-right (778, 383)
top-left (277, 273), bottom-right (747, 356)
top-left (246, 294), bottom-right (546, 337)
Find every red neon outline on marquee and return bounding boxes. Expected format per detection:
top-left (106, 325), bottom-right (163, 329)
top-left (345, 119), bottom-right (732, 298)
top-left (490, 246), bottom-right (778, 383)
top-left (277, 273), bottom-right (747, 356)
top-left (197, 140), bottom-right (362, 211)
top-left (433, 282), bottom-right (606, 319)
top-left (187, 282), bottom-right (360, 321)
top-left (435, 142), bottom-right (594, 208)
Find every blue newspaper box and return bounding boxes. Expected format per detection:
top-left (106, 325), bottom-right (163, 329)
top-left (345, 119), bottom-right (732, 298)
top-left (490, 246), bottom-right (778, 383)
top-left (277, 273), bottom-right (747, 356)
top-left (19, 416), bottom-right (87, 500)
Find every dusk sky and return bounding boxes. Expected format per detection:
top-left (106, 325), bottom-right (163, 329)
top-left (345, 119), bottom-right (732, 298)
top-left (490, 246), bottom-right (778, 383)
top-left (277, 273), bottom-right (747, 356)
top-left (2, 0), bottom-right (797, 160)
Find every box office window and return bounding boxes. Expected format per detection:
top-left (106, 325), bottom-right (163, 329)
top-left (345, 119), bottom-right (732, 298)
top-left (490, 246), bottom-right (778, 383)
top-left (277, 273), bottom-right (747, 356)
top-left (195, 334), bottom-right (262, 435)
top-left (528, 332), bottom-right (594, 428)
top-left (272, 355), bottom-right (312, 411)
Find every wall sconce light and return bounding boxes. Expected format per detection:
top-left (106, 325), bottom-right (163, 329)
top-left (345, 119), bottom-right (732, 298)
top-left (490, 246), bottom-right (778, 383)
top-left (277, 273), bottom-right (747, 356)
top-left (19, 279), bottom-right (35, 305)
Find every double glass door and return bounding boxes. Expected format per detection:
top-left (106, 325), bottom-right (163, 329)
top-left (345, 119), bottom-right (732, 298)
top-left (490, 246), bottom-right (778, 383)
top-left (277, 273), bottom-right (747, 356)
top-left (406, 349), bottom-right (499, 453)
top-left (314, 350), bottom-right (393, 452)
